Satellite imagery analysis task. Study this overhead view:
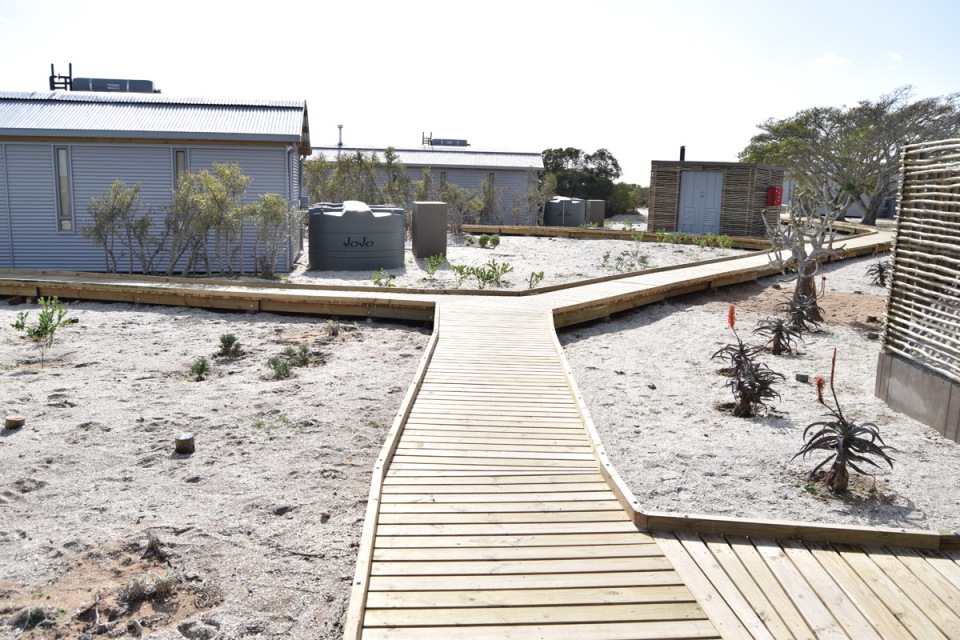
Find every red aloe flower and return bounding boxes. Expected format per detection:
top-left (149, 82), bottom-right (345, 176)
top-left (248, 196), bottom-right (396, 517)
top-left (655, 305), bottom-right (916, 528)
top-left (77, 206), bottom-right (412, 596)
top-left (814, 375), bottom-right (825, 404)
top-left (728, 305), bottom-right (736, 329)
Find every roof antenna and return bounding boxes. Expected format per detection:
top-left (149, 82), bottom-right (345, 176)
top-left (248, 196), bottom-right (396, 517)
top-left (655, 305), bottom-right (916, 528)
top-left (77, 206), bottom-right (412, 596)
top-left (49, 63), bottom-right (73, 91)
top-left (337, 124), bottom-right (343, 158)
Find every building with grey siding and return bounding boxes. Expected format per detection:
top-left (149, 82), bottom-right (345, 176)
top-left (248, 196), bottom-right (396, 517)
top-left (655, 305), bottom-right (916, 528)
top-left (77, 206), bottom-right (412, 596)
top-left (0, 91), bottom-right (310, 273)
top-left (310, 146), bottom-right (544, 225)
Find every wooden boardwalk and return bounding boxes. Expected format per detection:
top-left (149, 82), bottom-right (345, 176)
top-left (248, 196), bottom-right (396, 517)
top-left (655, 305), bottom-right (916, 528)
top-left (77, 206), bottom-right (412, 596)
top-left (345, 305), bottom-right (720, 639)
top-left (7, 227), bottom-right (960, 637)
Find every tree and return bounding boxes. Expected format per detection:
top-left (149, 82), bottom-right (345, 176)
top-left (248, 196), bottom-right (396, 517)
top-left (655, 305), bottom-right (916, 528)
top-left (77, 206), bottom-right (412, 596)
top-left (440, 182), bottom-right (483, 234)
top-left (607, 183), bottom-right (645, 217)
top-left (82, 180), bottom-right (144, 273)
top-left (479, 177), bottom-right (507, 224)
top-left (542, 147), bottom-right (622, 202)
top-left (250, 193), bottom-right (296, 278)
top-left (303, 148), bottom-right (411, 208)
top-left (741, 86), bottom-right (960, 225)
top-left (196, 163), bottom-right (251, 274)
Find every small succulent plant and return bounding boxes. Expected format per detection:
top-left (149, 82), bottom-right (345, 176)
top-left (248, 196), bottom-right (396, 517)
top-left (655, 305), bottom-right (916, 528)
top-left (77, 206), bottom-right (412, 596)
top-left (793, 349), bottom-right (895, 494)
top-left (753, 317), bottom-right (802, 355)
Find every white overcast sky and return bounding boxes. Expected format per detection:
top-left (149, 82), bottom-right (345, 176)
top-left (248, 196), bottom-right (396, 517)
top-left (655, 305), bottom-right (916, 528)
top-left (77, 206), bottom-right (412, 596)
top-left (1, 0), bottom-right (958, 184)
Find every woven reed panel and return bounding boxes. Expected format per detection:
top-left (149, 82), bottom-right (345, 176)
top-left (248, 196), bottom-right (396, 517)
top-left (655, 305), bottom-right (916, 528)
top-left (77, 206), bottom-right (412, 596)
top-left (884, 139), bottom-right (960, 383)
top-left (650, 162), bottom-right (783, 237)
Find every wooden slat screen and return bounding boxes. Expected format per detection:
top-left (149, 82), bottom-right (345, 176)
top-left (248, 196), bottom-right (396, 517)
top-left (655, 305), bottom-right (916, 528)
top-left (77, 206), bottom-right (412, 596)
top-left (884, 138), bottom-right (960, 384)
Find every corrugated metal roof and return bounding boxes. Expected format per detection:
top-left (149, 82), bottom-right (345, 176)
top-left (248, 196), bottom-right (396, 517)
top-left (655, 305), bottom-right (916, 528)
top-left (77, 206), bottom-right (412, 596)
top-left (0, 91), bottom-right (307, 142)
top-left (311, 146), bottom-right (544, 170)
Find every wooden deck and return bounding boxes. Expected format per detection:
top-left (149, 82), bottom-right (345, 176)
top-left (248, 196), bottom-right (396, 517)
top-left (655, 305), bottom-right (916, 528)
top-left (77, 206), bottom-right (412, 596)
top-left (345, 306), bottom-right (720, 639)
top-left (8, 227), bottom-right (960, 637)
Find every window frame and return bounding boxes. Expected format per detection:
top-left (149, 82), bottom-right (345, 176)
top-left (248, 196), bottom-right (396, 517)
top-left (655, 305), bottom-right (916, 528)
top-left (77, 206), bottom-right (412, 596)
top-left (54, 147), bottom-right (74, 232)
top-left (174, 148), bottom-right (188, 184)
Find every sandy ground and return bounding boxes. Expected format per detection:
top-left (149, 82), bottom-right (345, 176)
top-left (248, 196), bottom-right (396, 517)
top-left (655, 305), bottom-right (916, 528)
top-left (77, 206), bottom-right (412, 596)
top-left (4, 221), bottom-right (958, 639)
top-left (285, 211), bottom-right (748, 290)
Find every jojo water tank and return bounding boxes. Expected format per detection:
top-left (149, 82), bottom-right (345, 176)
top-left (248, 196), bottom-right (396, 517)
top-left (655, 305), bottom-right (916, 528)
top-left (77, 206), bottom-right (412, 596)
top-left (308, 201), bottom-right (405, 270)
top-left (543, 196), bottom-right (586, 227)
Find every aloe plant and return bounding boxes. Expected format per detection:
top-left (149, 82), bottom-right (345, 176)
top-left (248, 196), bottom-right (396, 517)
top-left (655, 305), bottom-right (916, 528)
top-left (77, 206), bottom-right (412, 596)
top-left (793, 349), bottom-right (895, 494)
top-left (753, 317), bottom-right (802, 355)
top-left (866, 259), bottom-right (892, 287)
top-left (713, 305), bottom-right (783, 417)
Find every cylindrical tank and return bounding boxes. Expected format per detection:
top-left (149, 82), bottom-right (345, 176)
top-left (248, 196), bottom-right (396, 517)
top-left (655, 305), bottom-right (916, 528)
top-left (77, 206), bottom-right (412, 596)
top-left (543, 197), bottom-right (586, 227)
top-left (308, 201), bottom-right (405, 270)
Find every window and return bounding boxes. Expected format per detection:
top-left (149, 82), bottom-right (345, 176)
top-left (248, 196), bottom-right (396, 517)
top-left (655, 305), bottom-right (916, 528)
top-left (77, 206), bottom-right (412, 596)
top-left (488, 173), bottom-right (495, 184)
top-left (174, 149), bottom-right (187, 183)
top-left (55, 147), bottom-right (73, 231)
top-left (439, 171), bottom-right (446, 186)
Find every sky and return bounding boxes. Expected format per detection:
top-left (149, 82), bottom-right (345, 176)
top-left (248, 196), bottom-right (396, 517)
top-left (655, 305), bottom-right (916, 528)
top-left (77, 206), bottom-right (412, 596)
top-left (1, 0), bottom-right (958, 184)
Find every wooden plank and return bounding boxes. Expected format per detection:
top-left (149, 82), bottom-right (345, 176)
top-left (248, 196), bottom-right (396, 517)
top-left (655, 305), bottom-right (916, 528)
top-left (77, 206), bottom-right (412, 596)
top-left (372, 543), bottom-right (657, 562)
top-left (835, 544), bottom-right (947, 638)
top-left (374, 521), bottom-right (639, 536)
top-left (377, 511), bottom-right (628, 524)
top-left (360, 619), bottom-right (720, 639)
top-left (860, 544), bottom-right (960, 637)
top-left (893, 548), bottom-right (960, 618)
top-left (700, 535), bottom-right (795, 640)
top-left (381, 491), bottom-right (616, 503)
top-left (779, 539), bottom-right (880, 639)
top-left (367, 570), bottom-right (687, 592)
top-left (673, 532), bottom-right (776, 640)
top-left (653, 532), bottom-right (761, 639)
top-left (382, 473), bottom-right (604, 485)
top-left (374, 532), bottom-right (652, 548)
top-left (389, 455), bottom-right (596, 469)
top-left (727, 537), bottom-right (816, 640)
top-left (369, 556), bottom-right (673, 576)
top-left (381, 482), bottom-right (609, 494)
top-left (362, 602), bottom-right (707, 627)
top-left (806, 541), bottom-right (911, 638)
top-left (364, 585), bottom-right (696, 608)
top-left (752, 538), bottom-right (845, 639)
top-left (378, 500), bottom-right (623, 514)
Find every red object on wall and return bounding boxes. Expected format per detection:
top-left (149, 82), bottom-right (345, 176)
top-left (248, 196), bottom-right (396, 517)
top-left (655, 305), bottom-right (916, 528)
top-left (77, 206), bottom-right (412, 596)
top-left (767, 185), bottom-right (783, 207)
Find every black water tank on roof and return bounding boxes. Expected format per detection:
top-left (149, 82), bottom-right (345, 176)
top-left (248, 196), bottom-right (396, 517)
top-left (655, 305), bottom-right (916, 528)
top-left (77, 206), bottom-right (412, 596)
top-left (72, 77), bottom-right (155, 93)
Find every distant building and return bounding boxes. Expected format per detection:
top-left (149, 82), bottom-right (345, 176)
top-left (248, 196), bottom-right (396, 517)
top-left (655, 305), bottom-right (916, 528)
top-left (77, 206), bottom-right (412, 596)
top-left (649, 161), bottom-right (784, 238)
top-left (0, 91), bottom-right (310, 272)
top-left (309, 146), bottom-right (544, 225)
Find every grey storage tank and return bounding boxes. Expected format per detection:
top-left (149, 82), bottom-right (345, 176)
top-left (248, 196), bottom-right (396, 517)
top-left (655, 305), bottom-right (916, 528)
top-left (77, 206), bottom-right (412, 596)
top-left (543, 196), bottom-right (586, 227)
top-left (309, 201), bottom-right (405, 270)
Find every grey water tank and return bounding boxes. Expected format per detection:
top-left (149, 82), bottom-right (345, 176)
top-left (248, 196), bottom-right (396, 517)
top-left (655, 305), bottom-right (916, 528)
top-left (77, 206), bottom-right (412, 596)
top-left (586, 200), bottom-right (605, 225)
top-left (543, 197), bottom-right (586, 227)
top-left (309, 201), bottom-right (405, 270)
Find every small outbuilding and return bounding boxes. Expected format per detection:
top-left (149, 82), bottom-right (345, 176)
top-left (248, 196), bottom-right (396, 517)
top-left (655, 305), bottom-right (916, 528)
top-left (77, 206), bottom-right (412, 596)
top-left (648, 161), bottom-right (784, 237)
top-left (0, 91), bottom-right (310, 273)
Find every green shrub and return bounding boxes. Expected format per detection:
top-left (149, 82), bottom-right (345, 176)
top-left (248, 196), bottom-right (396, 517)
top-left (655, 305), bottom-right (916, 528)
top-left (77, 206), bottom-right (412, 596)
top-left (424, 254), bottom-right (446, 276)
top-left (217, 333), bottom-right (244, 358)
top-left (373, 268), bottom-right (396, 287)
top-left (267, 356), bottom-right (292, 379)
top-left (190, 356), bottom-right (210, 381)
top-left (528, 271), bottom-right (545, 289)
top-left (11, 296), bottom-right (72, 367)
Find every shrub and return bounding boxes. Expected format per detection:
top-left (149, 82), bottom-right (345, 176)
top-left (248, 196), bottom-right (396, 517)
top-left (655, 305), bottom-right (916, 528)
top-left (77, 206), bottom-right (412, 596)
top-left (752, 317), bottom-right (802, 355)
top-left (478, 234), bottom-right (491, 248)
top-left (191, 356), bottom-right (210, 381)
top-left (712, 305), bottom-right (783, 417)
top-left (373, 268), bottom-right (396, 287)
top-left (11, 296), bottom-right (72, 367)
top-left (451, 265), bottom-right (471, 287)
top-left (486, 258), bottom-right (513, 286)
top-left (217, 333), bottom-right (244, 358)
top-left (326, 319), bottom-right (340, 337)
top-left (424, 254), bottom-right (446, 276)
top-left (866, 259), bottom-right (892, 287)
top-left (267, 356), bottom-right (292, 379)
top-left (528, 271), bottom-right (545, 289)
top-left (793, 349), bottom-right (895, 494)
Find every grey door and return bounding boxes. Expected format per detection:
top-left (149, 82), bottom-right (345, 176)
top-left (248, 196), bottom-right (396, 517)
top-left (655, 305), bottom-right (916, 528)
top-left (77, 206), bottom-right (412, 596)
top-left (678, 171), bottom-right (723, 234)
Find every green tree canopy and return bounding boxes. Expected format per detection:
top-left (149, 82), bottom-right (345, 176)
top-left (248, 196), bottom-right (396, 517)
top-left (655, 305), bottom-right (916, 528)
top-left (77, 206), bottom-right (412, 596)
top-left (740, 86), bottom-right (960, 225)
top-left (542, 147), bottom-right (623, 202)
